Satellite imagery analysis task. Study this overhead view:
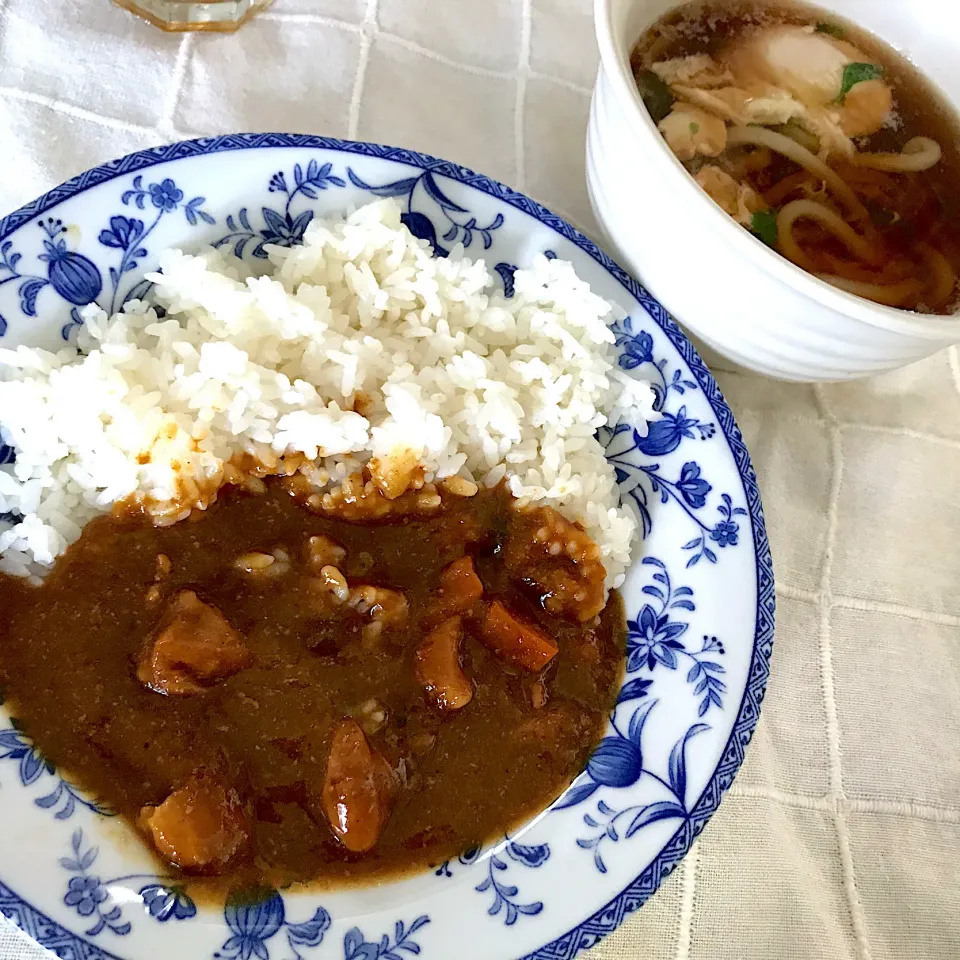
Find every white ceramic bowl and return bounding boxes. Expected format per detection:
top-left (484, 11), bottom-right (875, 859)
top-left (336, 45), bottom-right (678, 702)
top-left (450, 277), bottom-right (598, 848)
top-left (588, 0), bottom-right (960, 382)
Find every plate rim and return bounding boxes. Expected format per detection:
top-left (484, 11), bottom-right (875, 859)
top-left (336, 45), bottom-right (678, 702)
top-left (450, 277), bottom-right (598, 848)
top-left (0, 133), bottom-right (776, 960)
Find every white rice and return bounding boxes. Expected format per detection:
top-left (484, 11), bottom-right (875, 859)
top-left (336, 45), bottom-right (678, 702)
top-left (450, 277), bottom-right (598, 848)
top-left (0, 199), bottom-right (657, 588)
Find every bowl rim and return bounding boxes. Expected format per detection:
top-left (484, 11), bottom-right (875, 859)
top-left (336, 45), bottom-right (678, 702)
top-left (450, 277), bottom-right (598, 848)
top-left (592, 0), bottom-right (960, 344)
top-left (0, 133), bottom-right (776, 960)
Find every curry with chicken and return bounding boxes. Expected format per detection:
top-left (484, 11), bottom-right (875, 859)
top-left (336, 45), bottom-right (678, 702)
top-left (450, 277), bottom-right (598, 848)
top-left (0, 474), bottom-right (625, 892)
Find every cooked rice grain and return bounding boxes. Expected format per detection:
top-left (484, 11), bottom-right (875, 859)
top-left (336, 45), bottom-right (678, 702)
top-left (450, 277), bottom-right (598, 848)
top-left (0, 199), bottom-right (657, 587)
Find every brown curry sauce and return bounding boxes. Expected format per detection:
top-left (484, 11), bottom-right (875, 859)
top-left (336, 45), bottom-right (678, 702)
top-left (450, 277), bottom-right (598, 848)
top-left (0, 480), bottom-right (625, 897)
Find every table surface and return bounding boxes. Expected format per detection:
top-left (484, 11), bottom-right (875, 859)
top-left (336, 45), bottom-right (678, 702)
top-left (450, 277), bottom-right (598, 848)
top-left (2, 1), bottom-right (959, 958)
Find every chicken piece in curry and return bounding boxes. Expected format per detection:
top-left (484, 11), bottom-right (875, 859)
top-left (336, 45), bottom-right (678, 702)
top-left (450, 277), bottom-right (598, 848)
top-left (0, 474), bottom-right (625, 893)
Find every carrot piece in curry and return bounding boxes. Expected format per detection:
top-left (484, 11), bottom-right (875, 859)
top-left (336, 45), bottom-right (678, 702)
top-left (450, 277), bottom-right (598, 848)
top-left (478, 600), bottom-right (559, 673)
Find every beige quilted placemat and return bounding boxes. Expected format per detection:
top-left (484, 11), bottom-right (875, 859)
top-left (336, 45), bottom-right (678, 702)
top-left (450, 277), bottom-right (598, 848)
top-left (1, 1), bottom-right (958, 957)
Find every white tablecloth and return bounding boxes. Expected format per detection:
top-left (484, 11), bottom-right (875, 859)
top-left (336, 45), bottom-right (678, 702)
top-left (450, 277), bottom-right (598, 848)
top-left (2, 1), bottom-right (959, 958)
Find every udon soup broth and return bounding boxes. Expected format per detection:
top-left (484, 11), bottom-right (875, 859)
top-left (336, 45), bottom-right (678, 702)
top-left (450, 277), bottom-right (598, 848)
top-left (632, 1), bottom-right (960, 314)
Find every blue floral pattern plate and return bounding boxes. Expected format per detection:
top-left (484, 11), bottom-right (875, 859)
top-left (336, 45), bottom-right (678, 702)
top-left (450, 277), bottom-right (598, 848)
top-left (0, 135), bottom-right (774, 960)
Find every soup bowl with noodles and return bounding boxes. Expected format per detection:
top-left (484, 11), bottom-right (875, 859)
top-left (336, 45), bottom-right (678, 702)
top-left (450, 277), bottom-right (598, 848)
top-left (588, 0), bottom-right (960, 381)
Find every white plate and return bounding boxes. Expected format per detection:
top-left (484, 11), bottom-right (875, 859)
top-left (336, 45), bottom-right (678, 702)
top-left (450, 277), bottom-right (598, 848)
top-left (0, 136), bottom-right (775, 960)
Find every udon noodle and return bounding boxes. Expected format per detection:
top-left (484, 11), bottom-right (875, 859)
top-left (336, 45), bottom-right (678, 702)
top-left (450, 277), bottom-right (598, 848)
top-left (632, 1), bottom-right (960, 315)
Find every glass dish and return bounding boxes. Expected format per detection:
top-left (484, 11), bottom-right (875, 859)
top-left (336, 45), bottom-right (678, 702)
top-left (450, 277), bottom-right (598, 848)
top-left (112, 0), bottom-right (272, 32)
